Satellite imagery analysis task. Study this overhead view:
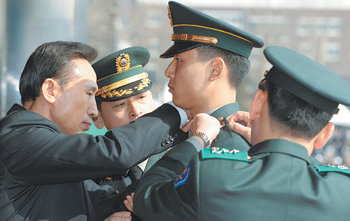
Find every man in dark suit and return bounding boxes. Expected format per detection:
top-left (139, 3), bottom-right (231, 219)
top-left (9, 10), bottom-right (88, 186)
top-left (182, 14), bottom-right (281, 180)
top-left (133, 45), bottom-right (350, 220)
top-left (0, 41), bottom-right (220, 220)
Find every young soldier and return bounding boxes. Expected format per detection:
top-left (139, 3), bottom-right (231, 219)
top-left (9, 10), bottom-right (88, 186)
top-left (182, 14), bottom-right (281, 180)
top-left (133, 46), bottom-right (350, 220)
top-left (144, 0), bottom-right (264, 170)
top-left (85, 47), bottom-right (157, 220)
top-left (91, 46), bottom-right (156, 189)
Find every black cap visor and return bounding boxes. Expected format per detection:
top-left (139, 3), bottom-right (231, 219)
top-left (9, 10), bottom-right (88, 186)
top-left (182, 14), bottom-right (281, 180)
top-left (160, 41), bottom-right (203, 58)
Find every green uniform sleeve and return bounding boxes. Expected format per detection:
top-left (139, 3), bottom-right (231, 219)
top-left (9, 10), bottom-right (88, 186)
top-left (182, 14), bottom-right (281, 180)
top-left (134, 141), bottom-right (199, 221)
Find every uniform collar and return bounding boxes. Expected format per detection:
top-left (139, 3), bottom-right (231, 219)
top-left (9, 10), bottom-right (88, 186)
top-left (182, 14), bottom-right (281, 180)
top-left (210, 103), bottom-right (239, 119)
top-left (6, 103), bottom-right (25, 115)
top-left (209, 103), bottom-right (251, 151)
top-left (249, 139), bottom-right (311, 164)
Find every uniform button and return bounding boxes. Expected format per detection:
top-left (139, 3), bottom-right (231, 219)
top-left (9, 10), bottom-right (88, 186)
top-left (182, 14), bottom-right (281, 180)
top-left (161, 140), bottom-right (166, 146)
top-left (165, 139), bottom-right (170, 144)
top-left (169, 136), bottom-right (174, 142)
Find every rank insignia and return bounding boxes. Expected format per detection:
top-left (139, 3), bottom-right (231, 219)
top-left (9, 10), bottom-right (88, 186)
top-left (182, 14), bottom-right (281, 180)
top-left (314, 164), bottom-right (350, 175)
top-left (201, 147), bottom-right (250, 162)
top-left (174, 165), bottom-right (191, 188)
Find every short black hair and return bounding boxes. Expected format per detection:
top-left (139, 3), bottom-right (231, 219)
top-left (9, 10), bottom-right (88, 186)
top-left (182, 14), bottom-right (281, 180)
top-left (19, 41), bottom-right (97, 104)
top-left (196, 45), bottom-right (250, 89)
top-left (96, 96), bottom-right (102, 111)
top-left (260, 80), bottom-right (332, 139)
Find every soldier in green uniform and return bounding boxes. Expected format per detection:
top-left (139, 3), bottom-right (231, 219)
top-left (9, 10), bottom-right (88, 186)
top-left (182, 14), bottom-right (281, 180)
top-left (90, 46), bottom-right (156, 189)
top-left (132, 45), bottom-right (350, 220)
top-left (144, 0), bottom-right (264, 171)
top-left (85, 46), bottom-right (160, 220)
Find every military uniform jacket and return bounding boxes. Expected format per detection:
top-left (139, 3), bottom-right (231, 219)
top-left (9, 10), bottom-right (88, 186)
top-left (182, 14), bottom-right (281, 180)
top-left (134, 139), bottom-right (350, 221)
top-left (0, 104), bottom-right (186, 221)
top-left (144, 102), bottom-right (250, 171)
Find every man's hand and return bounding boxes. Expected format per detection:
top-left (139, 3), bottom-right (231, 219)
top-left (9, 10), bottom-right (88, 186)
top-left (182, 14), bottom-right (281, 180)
top-left (124, 192), bottom-right (135, 214)
top-left (190, 113), bottom-right (220, 147)
top-left (104, 211), bottom-right (131, 221)
top-left (227, 111), bottom-right (252, 144)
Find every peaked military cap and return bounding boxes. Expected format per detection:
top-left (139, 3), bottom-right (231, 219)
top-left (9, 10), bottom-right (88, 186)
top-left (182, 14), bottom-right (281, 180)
top-left (93, 46), bottom-right (153, 101)
top-left (160, 1), bottom-right (264, 58)
top-left (263, 46), bottom-right (350, 114)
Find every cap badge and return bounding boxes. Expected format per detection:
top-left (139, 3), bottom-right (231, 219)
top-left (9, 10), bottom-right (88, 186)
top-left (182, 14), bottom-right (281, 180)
top-left (116, 53), bottom-right (131, 73)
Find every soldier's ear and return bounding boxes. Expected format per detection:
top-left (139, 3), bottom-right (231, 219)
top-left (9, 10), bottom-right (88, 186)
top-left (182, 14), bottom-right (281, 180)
top-left (41, 78), bottom-right (60, 104)
top-left (250, 89), bottom-right (267, 121)
top-left (314, 122), bottom-right (334, 150)
top-left (93, 111), bottom-right (105, 129)
top-left (208, 57), bottom-right (224, 82)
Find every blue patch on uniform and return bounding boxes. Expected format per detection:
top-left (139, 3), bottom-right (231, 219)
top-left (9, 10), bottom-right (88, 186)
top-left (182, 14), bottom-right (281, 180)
top-left (174, 165), bottom-right (191, 188)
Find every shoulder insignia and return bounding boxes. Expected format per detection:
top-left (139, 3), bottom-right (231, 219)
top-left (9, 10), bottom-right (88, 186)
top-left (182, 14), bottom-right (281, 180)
top-left (174, 165), bottom-right (191, 188)
top-left (201, 147), bottom-right (250, 162)
top-left (314, 165), bottom-right (350, 175)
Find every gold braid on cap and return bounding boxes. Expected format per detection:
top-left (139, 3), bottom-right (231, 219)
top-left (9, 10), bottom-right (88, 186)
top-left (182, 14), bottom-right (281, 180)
top-left (172, 33), bottom-right (218, 44)
top-left (172, 24), bottom-right (253, 45)
top-left (96, 72), bottom-right (151, 98)
top-left (134, 78), bottom-right (151, 91)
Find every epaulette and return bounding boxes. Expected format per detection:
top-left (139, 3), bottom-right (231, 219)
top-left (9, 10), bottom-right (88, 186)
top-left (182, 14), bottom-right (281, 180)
top-left (314, 165), bottom-right (350, 175)
top-left (201, 147), bottom-right (250, 162)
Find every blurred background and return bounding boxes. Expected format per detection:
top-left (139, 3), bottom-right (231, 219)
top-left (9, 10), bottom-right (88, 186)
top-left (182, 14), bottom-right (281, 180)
top-left (0, 0), bottom-right (349, 166)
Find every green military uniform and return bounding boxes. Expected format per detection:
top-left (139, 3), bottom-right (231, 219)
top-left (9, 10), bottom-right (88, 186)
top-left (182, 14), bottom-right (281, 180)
top-left (134, 44), bottom-right (350, 220)
top-left (145, 103), bottom-right (251, 171)
top-left (90, 46), bottom-right (154, 195)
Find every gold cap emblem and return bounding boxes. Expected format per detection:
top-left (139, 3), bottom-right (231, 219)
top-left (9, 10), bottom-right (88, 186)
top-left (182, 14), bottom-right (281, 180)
top-left (116, 53), bottom-right (130, 73)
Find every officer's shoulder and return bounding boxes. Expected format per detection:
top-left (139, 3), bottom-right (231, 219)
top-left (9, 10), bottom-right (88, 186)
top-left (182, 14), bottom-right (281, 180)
top-left (200, 147), bottom-right (250, 162)
top-left (314, 164), bottom-right (350, 176)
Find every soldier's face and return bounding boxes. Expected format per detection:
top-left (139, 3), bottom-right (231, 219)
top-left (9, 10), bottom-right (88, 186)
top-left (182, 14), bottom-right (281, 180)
top-left (100, 90), bottom-right (155, 130)
top-left (165, 48), bottom-right (209, 112)
top-left (51, 59), bottom-right (98, 135)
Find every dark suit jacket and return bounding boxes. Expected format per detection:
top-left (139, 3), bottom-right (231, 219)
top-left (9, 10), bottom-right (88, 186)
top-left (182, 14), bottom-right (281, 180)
top-left (0, 103), bottom-right (185, 221)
